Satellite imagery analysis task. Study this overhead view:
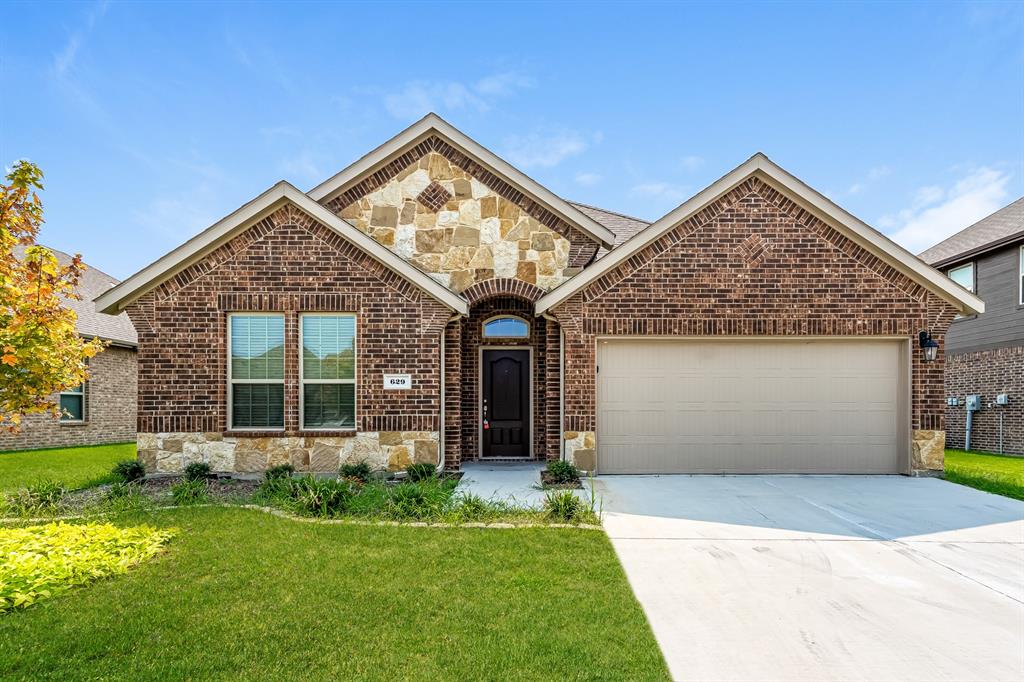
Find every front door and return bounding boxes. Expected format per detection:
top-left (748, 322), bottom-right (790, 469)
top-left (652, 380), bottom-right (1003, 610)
top-left (481, 349), bottom-right (530, 458)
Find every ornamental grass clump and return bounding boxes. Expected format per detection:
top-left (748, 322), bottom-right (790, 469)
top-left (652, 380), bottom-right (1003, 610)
top-left (170, 479), bottom-right (207, 506)
top-left (2, 480), bottom-right (66, 516)
top-left (404, 462), bottom-right (436, 482)
top-left (0, 522), bottom-right (175, 611)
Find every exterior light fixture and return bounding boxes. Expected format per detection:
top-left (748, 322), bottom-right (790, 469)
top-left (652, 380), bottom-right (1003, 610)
top-left (918, 330), bottom-right (939, 363)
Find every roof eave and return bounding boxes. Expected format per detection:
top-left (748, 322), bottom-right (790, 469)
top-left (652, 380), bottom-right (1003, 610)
top-left (926, 229), bottom-right (1024, 270)
top-left (95, 181), bottom-right (469, 317)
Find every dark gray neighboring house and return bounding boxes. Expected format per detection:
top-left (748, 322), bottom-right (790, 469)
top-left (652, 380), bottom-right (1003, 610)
top-left (920, 197), bottom-right (1024, 455)
top-left (0, 247), bottom-right (137, 452)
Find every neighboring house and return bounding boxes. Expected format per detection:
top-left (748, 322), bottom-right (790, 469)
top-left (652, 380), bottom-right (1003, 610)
top-left (919, 198), bottom-right (1023, 455)
top-left (95, 114), bottom-right (982, 476)
top-left (0, 247), bottom-right (137, 451)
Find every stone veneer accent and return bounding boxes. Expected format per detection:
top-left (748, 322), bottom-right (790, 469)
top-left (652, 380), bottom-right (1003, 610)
top-left (337, 152), bottom-right (573, 293)
top-left (138, 431), bottom-right (440, 474)
top-left (911, 429), bottom-right (945, 471)
top-left (563, 431), bottom-right (595, 472)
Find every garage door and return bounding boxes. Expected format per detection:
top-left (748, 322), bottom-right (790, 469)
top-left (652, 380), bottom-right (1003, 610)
top-left (596, 339), bottom-right (907, 474)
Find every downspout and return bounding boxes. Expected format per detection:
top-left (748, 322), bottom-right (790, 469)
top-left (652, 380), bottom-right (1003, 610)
top-left (438, 313), bottom-right (461, 473)
top-left (541, 312), bottom-right (565, 462)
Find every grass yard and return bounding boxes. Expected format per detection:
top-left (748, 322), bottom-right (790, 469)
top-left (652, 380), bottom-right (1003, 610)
top-left (0, 443), bottom-right (134, 492)
top-left (0, 506), bottom-right (668, 681)
top-left (945, 449), bottom-right (1024, 501)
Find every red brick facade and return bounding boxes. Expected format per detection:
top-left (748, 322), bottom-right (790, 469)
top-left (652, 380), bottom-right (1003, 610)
top-left (945, 346), bottom-right (1023, 455)
top-left (0, 345), bottom-right (137, 451)
top-left (124, 148), bottom-right (964, 474)
top-left (551, 178), bottom-right (958, 445)
top-left (125, 205), bottom-right (448, 437)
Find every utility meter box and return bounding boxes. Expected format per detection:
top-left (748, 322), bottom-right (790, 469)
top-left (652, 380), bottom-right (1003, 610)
top-left (966, 394), bottom-right (981, 411)
top-left (946, 396), bottom-right (960, 406)
top-left (996, 393), bottom-right (1009, 406)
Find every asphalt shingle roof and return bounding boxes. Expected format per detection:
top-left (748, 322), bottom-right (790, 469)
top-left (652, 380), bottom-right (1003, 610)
top-left (569, 202), bottom-right (651, 259)
top-left (918, 197), bottom-right (1024, 266)
top-left (13, 245), bottom-right (137, 346)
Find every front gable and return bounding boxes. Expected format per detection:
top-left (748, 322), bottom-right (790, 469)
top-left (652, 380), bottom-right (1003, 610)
top-left (309, 115), bottom-right (614, 296)
top-left (330, 145), bottom-right (579, 293)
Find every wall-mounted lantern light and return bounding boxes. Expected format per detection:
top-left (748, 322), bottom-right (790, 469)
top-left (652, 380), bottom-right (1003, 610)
top-left (918, 330), bottom-right (939, 363)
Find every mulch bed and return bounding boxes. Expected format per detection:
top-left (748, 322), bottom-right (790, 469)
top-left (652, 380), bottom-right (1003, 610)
top-left (540, 472), bottom-right (583, 489)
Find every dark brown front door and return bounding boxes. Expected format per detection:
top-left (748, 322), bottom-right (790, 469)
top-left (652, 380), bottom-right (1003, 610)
top-left (481, 349), bottom-right (530, 458)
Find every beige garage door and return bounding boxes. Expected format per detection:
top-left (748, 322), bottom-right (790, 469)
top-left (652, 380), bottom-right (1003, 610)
top-left (596, 339), bottom-right (907, 474)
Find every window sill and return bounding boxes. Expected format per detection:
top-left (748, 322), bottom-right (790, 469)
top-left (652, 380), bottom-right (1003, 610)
top-left (223, 430), bottom-right (285, 438)
top-left (298, 430), bottom-right (358, 438)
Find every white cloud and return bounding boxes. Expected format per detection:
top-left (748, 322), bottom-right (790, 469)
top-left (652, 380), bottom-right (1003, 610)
top-left (575, 172), bottom-right (603, 186)
top-left (475, 72), bottom-right (535, 96)
top-left (680, 155), bottom-right (704, 172)
top-left (53, 0), bottom-right (109, 77)
top-left (848, 165), bottom-right (892, 195)
top-left (630, 182), bottom-right (689, 203)
top-left (882, 166), bottom-right (1011, 253)
top-left (279, 151), bottom-right (322, 182)
top-left (383, 71), bottom-right (533, 121)
top-left (503, 131), bottom-right (589, 168)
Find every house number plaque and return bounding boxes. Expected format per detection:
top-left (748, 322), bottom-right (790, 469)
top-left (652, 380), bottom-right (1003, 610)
top-left (383, 374), bottom-right (412, 390)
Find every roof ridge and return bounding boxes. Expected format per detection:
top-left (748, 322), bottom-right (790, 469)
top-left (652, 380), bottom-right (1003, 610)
top-left (568, 201), bottom-right (651, 225)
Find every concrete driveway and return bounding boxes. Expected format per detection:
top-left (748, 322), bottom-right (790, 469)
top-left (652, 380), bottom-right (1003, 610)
top-left (592, 475), bottom-right (1024, 682)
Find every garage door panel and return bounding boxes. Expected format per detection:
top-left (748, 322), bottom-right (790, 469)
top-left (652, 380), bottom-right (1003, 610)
top-left (597, 340), bottom-right (903, 474)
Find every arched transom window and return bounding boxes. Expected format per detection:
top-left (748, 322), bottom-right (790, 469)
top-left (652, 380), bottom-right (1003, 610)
top-left (482, 316), bottom-right (529, 338)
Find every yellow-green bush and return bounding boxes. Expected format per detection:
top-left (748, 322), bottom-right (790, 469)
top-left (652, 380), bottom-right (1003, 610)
top-left (0, 522), bottom-right (175, 612)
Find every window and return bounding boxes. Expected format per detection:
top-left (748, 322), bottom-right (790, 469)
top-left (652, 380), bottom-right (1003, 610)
top-left (228, 314), bottom-right (285, 430)
top-left (60, 384), bottom-right (84, 422)
top-left (948, 263), bottom-right (975, 293)
top-left (482, 316), bottom-right (529, 338)
top-left (1019, 245), bottom-right (1023, 305)
top-left (300, 314), bottom-right (356, 430)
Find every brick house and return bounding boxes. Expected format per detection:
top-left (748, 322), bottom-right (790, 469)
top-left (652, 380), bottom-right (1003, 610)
top-left (920, 198), bottom-right (1023, 455)
top-left (0, 247), bottom-right (137, 451)
top-left (96, 114), bottom-right (982, 475)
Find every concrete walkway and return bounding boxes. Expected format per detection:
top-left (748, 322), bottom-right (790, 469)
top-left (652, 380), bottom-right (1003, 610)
top-left (593, 475), bottom-right (1024, 682)
top-left (455, 462), bottom-right (548, 508)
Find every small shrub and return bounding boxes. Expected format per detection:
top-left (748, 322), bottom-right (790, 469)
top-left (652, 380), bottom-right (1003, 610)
top-left (545, 460), bottom-right (580, 484)
top-left (183, 462), bottom-right (212, 482)
top-left (453, 493), bottom-right (491, 521)
top-left (339, 461), bottom-right (373, 483)
top-left (264, 464), bottom-right (295, 481)
top-left (3, 480), bottom-right (67, 515)
top-left (543, 490), bottom-right (586, 522)
top-left (0, 522), bottom-right (174, 611)
top-left (170, 479), bottom-right (207, 505)
top-left (405, 462), bottom-right (436, 482)
top-left (291, 476), bottom-right (352, 516)
top-left (112, 460), bottom-right (146, 483)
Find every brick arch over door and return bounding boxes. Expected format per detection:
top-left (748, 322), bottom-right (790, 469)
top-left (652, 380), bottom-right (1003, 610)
top-left (461, 278), bottom-right (546, 305)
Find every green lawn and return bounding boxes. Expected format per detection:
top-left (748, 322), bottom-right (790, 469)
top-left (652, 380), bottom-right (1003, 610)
top-left (945, 449), bottom-right (1024, 501)
top-left (0, 506), bottom-right (668, 680)
top-left (0, 443), bottom-right (134, 492)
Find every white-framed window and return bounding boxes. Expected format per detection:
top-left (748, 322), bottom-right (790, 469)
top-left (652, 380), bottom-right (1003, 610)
top-left (228, 313), bottom-right (285, 430)
top-left (948, 262), bottom-right (975, 293)
top-left (482, 316), bottom-right (530, 338)
top-left (300, 314), bottom-right (356, 430)
top-left (60, 383), bottom-right (85, 422)
top-left (1018, 245), bottom-right (1023, 305)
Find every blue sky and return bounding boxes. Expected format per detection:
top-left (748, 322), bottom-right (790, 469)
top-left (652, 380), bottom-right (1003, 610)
top-left (2, 1), bottom-right (1022, 279)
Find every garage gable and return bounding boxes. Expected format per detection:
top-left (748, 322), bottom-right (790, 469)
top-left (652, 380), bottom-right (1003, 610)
top-left (536, 154), bottom-right (984, 317)
top-left (576, 175), bottom-right (944, 329)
